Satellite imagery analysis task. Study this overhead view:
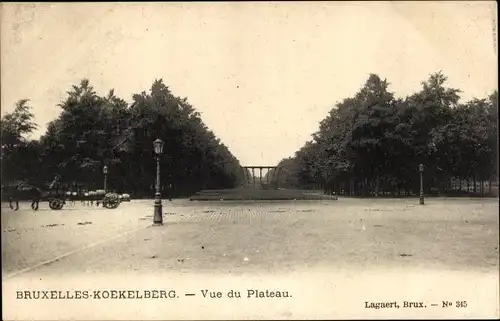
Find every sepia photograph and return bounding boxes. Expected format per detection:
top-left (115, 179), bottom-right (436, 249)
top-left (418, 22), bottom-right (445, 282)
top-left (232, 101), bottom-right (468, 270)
top-left (1, 1), bottom-right (498, 320)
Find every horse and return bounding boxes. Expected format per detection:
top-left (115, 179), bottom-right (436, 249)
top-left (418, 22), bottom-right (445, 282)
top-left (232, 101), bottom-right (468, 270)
top-left (2, 183), bottom-right (45, 211)
top-left (2, 176), bottom-right (62, 211)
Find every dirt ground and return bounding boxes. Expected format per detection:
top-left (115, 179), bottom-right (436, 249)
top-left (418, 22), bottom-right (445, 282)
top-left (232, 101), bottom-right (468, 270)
top-left (2, 197), bottom-right (499, 320)
top-left (2, 197), bottom-right (498, 276)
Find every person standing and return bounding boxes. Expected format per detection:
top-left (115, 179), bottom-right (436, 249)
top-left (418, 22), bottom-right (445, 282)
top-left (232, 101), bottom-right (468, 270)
top-left (167, 183), bottom-right (173, 201)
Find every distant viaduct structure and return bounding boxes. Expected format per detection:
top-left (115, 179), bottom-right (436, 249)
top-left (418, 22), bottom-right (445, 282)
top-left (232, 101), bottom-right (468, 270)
top-left (240, 166), bottom-right (282, 189)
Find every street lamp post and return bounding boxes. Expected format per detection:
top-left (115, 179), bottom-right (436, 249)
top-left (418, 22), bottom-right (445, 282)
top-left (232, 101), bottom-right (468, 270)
top-left (153, 138), bottom-right (164, 225)
top-left (103, 165), bottom-right (108, 192)
top-left (419, 163), bottom-right (424, 205)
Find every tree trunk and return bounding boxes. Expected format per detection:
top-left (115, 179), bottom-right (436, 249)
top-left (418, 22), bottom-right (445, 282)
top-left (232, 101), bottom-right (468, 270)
top-left (480, 180), bottom-right (484, 197)
top-left (374, 176), bottom-right (380, 197)
top-left (467, 179), bottom-right (470, 193)
top-left (473, 176), bottom-right (477, 193)
top-left (489, 179), bottom-right (492, 195)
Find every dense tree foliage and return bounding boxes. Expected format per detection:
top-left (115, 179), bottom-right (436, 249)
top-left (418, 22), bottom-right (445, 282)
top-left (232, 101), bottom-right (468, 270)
top-left (274, 72), bottom-right (498, 196)
top-left (1, 79), bottom-right (243, 197)
top-left (2, 72), bottom-right (497, 198)
top-left (1, 99), bottom-right (42, 185)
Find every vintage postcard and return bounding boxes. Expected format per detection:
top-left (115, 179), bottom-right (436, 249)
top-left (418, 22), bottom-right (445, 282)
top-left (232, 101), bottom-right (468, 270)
top-left (1, 1), bottom-right (498, 320)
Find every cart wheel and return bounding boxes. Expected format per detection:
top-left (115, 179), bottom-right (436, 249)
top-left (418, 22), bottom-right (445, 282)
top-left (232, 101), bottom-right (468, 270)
top-left (49, 198), bottom-right (64, 210)
top-left (105, 198), bottom-right (120, 209)
top-left (104, 193), bottom-right (120, 209)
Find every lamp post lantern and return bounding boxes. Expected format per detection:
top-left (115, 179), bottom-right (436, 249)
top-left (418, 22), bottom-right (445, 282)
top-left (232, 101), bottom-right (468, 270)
top-left (103, 165), bottom-right (108, 192)
top-left (153, 138), bottom-right (164, 225)
top-left (419, 163), bottom-right (424, 205)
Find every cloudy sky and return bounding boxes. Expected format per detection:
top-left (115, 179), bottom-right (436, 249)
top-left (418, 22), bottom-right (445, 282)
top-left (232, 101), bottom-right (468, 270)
top-left (1, 2), bottom-right (497, 166)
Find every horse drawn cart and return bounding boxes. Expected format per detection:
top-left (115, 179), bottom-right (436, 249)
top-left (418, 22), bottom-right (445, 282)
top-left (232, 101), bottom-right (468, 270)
top-left (4, 175), bottom-right (125, 211)
top-left (42, 190), bottom-right (122, 210)
top-left (83, 190), bottom-right (122, 209)
top-left (55, 190), bottom-right (122, 210)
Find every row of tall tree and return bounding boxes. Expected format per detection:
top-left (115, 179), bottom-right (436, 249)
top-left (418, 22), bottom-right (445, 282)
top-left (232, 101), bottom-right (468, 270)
top-left (1, 79), bottom-right (244, 197)
top-left (272, 72), bottom-right (498, 197)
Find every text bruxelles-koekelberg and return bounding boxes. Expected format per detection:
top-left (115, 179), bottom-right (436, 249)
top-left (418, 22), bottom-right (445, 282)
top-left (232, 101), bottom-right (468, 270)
top-left (17, 290), bottom-right (177, 299)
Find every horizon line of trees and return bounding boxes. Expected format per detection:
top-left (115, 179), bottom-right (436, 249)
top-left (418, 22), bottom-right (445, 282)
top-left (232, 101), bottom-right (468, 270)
top-left (270, 71), bottom-right (498, 197)
top-left (2, 72), bottom-right (498, 198)
top-left (1, 79), bottom-right (245, 197)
